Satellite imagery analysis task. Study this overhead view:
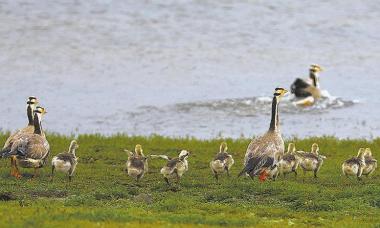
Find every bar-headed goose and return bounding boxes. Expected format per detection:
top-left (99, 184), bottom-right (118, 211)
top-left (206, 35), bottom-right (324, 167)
top-left (239, 88), bottom-right (288, 182)
top-left (1, 97), bottom-right (38, 177)
top-left (291, 64), bottom-right (324, 106)
top-left (2, 106), bottom-right (49, 179)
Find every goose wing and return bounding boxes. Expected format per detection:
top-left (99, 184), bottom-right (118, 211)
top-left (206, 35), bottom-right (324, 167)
top-left (150, 155), bottom-right (171, 160)
top-left (291, 78), bottom-right (312, 97)
top-left (1, 126), bottom-right (34, 154)
top-left (245, 133), bottom-right (284, 165)
top-left (7, 134), bottom-right (49, 160)
top-left (239, 154), bottom-right (275, 177)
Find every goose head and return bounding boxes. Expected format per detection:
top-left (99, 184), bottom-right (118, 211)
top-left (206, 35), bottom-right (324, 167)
top-left (287, 143), bottom-right (296, 154)
top-left (364, 148), bottom-right (372, 157)
top-left (179, 150), bottom-right (190, 161)
top-left (311, 143), bottom-right (319, 155)
top-left (219, 142), bottom-right (228, 153)
top-left (273, 87), bottom-right (288, 101)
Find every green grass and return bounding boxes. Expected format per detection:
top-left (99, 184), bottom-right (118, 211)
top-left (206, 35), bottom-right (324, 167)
top-left (0, 133), bottom-right (380, 227)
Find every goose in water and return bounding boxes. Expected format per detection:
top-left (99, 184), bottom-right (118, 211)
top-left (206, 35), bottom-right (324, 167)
top-left (210, 142), bottom-right (234, 181)
top-left (291, 64), bottom-right (324, 106)
top-left (2, 106), bottom-right (49, 179)
top-left (1, 97), bottom-right (38, 177)
top-left (51, 140), bottom-right (79, 182)
top-left (238, 88), bottom-right (288, 182)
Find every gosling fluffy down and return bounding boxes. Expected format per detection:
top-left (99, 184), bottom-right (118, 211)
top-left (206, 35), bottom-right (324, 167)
top-left (160, 150), bottom-right (190, 185)
top-left (277, 143), bottom-right (300, 177)
top-left (342, 148), bottom-right (365, 180)
top-left (51, 140), bottom-right (79, 181)
top-left (210, 142), bottom-right (234, 180)
top-left (298, 143), bottom-right (326, 178)
top-left (362, 148), bottom-right (377, 177)
top-left (125, 144), bottom-right (148, 182)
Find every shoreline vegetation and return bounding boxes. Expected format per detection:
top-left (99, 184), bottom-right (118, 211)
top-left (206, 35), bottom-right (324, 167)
top-left (1, 133), bottom-right (380, 227)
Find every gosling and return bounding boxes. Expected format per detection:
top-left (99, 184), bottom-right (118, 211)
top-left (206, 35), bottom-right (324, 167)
top-left (277, 143), bottom-right (300, 178)
top-left (362, 148), bottom-right (377, 177)
top-left (51, 140), bottom-right (79, 182)
top-left (125, 144), bottom-right (148, 182)
top-left (210, 142), bottom-right (234, 181)
top-left (298, 143), bottom-right (326, 178)
top-left (342, 148), bottom-right (365, 180)
top-left (152, 150), bottom-right (190, 186)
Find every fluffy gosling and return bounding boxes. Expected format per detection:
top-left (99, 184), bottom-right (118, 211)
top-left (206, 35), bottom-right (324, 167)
top-left (210, 142), bottom-right (234, 181)
top-left (51, 140), bottom-right (79, 182)
top-left (125, 144), bottom-right (148, 182)
top-left (277, 143), bottom-right (300, 178)
top-left (298, 143), bottom-right (326, 178)
top-left (362, 148), bottom-right (377, 177)
top-left (342, 148), bottom-right (365, 180)
top-left (152, 150), bottom-right (190, 186)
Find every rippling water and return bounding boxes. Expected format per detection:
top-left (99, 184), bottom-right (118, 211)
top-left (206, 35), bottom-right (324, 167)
top-left (0, 0), bottom-right (379, 139)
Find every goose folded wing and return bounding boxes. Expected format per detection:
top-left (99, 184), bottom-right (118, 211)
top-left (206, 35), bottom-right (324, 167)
top-left (243, 154), bottom-right (275, 176)
top-left (24, 137), bottom-right (50, 160)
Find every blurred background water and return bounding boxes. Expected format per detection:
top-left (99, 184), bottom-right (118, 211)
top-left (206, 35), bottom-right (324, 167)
top-left (0, 0), bottom-right (379, 139)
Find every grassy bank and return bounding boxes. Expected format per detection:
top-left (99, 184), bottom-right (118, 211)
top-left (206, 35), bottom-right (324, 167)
top-left (0, 133), bottom-right (380, 227)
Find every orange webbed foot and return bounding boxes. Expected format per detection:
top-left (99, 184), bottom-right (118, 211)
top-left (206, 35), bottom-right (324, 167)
top-left (259, 170), bottom-right (269, 182)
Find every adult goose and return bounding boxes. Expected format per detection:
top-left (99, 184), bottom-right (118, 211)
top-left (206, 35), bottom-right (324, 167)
top-left (238, 88), bottom-right (288, 182)
top-left (2, 106), bottom-right (49, 179)
top-left (291, 64), bottom-right (324, 106)
top-left (1, 97), bottom-right (38, 177)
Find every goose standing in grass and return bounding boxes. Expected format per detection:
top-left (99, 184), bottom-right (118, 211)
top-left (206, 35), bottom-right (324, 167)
top-left (210, 142), bottom-right (234, 181)
top-left (362, 148), bottom-right (377, 177)
top-left (1, 107), bottom-right (49, 179)
top-left (51, 140), bottom-right (79, 182)
top-left (297, 143), bottom-right (326, 178)
top-left (151, 150), bottom-right (190, 186)
top-left (125, 144), bottom-right (148, 182)
top-left (1, 97), bottom-right (38, 177)
top-left (290, 64), bottom-right (324, 106)
top-left (342, 148), bottom-right (365, 180)
top-left (239, 88), bottom-right (288, 182)
top-left (277, 143), bottom-right (300, 178)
